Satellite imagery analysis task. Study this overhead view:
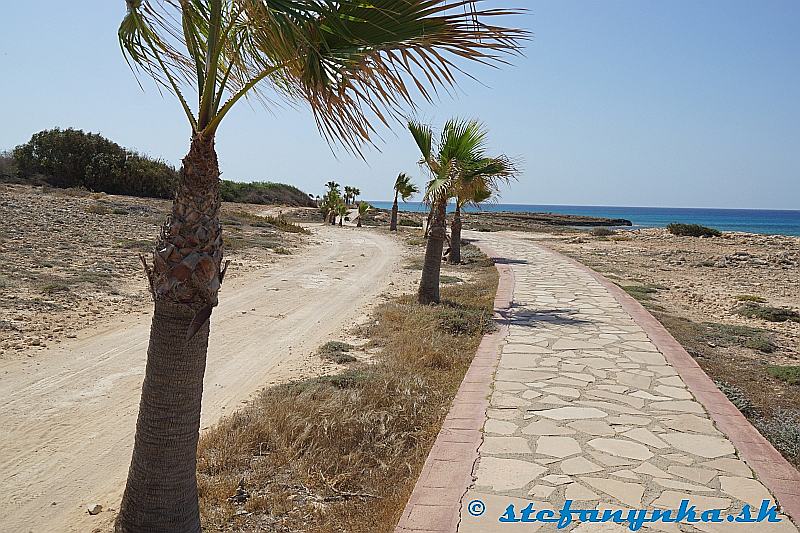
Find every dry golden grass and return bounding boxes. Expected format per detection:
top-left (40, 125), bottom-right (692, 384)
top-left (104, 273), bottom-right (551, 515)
top-left (196, 251), bottom-right (499, 532)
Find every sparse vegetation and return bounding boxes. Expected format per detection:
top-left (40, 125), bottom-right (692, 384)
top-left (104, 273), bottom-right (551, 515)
top-left (702, 322), bottom-right (777, 353)
top-left (220, 180), bottom-right (315, 207)
top-left (667, 223), bottom-right (722, 237)
top-left (590, 227), bottom-right (616, 237)
top-left (735, 294), bottom-right (767, 303)
top-left (197, 246), bottom-right (499, 531)
top-left (440, 275), bottom-right (463, 285)
top-left (318, 341), bottom-right (357, 364)
top-left (735, 302), bottom-right (800, 323)
top-left (621, 284), bottom-right (662, 301)
top-left (757, 409), bottom-right (800, 463)
top-left (768, 365), bottom-right (800, 386)
top-left (715, 381), bottom-right (756, 416)
top-left (398, 217), bottom-right (422, 228)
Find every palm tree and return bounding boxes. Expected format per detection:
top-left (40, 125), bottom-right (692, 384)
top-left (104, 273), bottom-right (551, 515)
top-left (449, 157), bottom-right (517, 263)
top-left (343, 185), bottom-right (354, 206)
top-left (357, 200), bottom-right (370, 227)
top-left (336, 200), bottom-right (348, 226)
top-left (409, 118), bottom-right (515, 303)
top-left (390, 173), bottom-right (419, 231)
top-left (352, 187), bottom-right (361, 205)
top-left (116, 2), bottom-right (524, 530)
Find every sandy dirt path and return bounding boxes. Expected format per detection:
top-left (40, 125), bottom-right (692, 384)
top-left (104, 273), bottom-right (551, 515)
top-left (0, 225), bottom-right (403, 533)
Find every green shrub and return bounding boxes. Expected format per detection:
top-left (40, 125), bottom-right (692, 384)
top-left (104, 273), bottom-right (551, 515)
top-left (318, 341), bottom-right (357, 364)
top-left (11, 128), bottom-right (311, 204)
top-left (590, 227), bottom-right (616, 237)
top-left (12, 128), bottom-right (178, 198)
top-left (767, 365), bottom-right (800, 385)
top-left (0, 151), bottom-right (17, 180)
top-left (667, 223), bottom-right (721, 237)
top-left (735, 294), bottom-right (767, 303)
top-left (399, 217), bottom-right (423, 228)
top-left (621, 284), bottom-right (661, 301)
top-left (220, 180), bottom-right (315, 207)
top-left (735, 302), bottom-right (800, 323)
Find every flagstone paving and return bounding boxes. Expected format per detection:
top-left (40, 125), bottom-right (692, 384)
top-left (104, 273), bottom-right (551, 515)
top-left (454, 234), bottom-right (799, 532)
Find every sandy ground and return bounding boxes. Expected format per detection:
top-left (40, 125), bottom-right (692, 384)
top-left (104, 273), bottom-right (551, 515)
top-left (0, 224), bottom-right (405, 533)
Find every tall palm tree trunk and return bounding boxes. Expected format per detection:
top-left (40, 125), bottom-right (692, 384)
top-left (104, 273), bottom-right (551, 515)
top-left (389, 191), bottom-right (399, 231)
top-left (117, 135), bottom-right (223, 533)
top-left (418, 197), bottom-right (447, 304)
top-left (449, 204), bottom-right (462, 264)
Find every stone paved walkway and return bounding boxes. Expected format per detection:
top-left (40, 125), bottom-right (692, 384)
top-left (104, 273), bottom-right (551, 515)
top-left (398, 232), bottom-right (799, 532)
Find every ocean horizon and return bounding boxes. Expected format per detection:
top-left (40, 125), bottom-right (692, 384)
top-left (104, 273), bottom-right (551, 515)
top-left (367, 202), bottom-right (800, 237)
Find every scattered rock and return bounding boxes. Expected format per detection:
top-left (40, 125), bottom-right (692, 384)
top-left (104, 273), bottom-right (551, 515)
top-left (87, 503), bottom-right (103, 515)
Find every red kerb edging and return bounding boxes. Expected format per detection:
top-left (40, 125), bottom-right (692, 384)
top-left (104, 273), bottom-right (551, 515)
top-left (394, 242), bottom-right (514, 533)
top-left (540, 243), bottom-right (800, 526)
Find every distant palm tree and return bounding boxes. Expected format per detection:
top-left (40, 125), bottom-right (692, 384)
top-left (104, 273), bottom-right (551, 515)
top-left (336, 201), bottom-right (348, 226)
top-left (409, 118), bottom-right (516, 303)
top-left (352, 187), bottom-right (361, 205)
top-left (326, 181), bottom-right (341, 195)
top-left (115, 1), bottom-right (524, 529)
top-left (357, 200), bottom-right (370, 227)
top-left (450, 158), bottom-right (517, 263)
top-left (344, 185), bottom-right (354, 206)
top-left (390, 173), bottom-right (419, 231)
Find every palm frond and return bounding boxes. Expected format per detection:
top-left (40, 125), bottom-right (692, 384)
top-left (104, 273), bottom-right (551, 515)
top-left (120, 0), bottom-right (528, 148)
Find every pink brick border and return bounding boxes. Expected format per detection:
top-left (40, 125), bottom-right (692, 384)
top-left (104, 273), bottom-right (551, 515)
top-left (394, 243), bottom-right (515, 533)
top-left (540, 242), bottom-right (800, 526)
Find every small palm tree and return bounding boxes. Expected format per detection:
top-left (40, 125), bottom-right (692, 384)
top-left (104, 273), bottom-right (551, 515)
top-left (343, 185), bottom-right (354, 206)
top-left (336, 200), bottom-right (348, 226)
top-left (116, 1), bottom-right (524, 529)
top-left (357, 200), bottom-right (370, 227)
top-left (409, 118), bottom-right (516, 303)
top-left (449, 157), bottom-right (517, 263)
top-left (352, 187), bottom-right (361, 205)
top-left (390, 173), bottom-right (419, 231)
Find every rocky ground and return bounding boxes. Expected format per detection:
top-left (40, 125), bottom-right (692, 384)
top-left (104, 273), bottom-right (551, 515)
top-left (0, 184), bottom-right (306, 358)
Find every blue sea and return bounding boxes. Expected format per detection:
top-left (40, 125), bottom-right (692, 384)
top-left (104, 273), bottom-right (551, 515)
top-left (368, 202), bottom-right (800, 237)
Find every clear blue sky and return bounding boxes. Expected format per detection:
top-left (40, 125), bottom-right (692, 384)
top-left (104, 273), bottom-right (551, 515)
top-left (2, 1), bottom-right (798, 209)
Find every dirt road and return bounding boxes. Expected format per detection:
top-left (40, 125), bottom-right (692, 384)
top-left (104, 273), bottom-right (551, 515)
top-left (0, 225), bottom-right (403, 532)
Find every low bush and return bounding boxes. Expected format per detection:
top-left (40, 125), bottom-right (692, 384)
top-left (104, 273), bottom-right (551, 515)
top-left (735, 294), bottom-right (767, 303)
top-left (702, 322), bottom-right (777, 353)
top-left (590, 227), bottom-right (616, 237)
top-left (767, 365), bottom-right (800, 385)
top-left (715, 381), bottom-right (756, 416)
top-left (318, 341), bottom-right (357, 364)
top-left (9, 128), bottom-right (314, 204)
top-left (398, 217), bottom-right (422, 228)
top-left (220, 180), bottom-right (315, 207)
top-left (757, 409), bottom-right (800, 463)
top-left (735, 302), bottom-right (800, 323)
top-left (667, 223), bottom-right (721, 237)
top-left (11, 128), bottom-right (177, 198)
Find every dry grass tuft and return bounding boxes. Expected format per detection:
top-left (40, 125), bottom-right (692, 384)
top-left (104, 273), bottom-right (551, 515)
top-left (197, 250), bottom-right (499, 532)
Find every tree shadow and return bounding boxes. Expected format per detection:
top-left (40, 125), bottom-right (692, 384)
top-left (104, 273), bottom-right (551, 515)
top-left (499, 304), bottom-right (593, 328)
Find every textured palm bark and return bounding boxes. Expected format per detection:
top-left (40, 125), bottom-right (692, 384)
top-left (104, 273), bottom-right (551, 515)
top-left (116, 301), bottom-right (209, 533)
top-left (389, 191), bottom-right (399, 231)
top-left (418, 197), bottom-right (447, 304)
top-left (449, 204), bottom-right (462, 264)
top-left (117, 135), bottom-right (223, 533)
top-left (423, 203), bottom-right (435, 239)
